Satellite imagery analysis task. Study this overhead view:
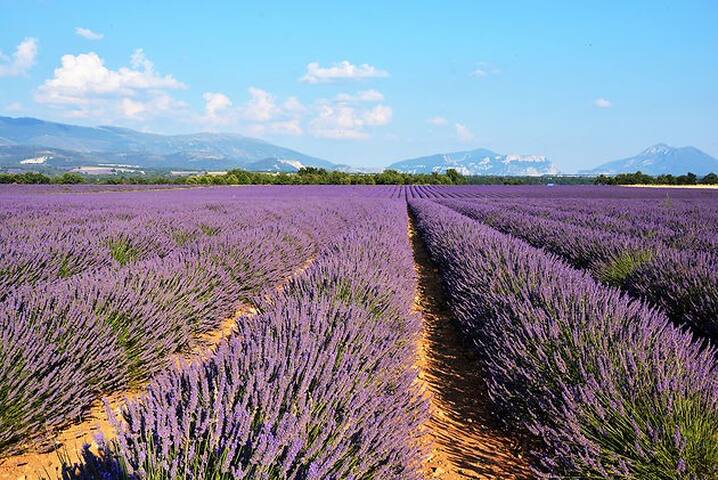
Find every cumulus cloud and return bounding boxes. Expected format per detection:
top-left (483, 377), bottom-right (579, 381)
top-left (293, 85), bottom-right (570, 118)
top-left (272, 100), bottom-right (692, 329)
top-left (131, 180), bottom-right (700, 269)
top-left (203, 92), bottom-right (232, 119)
top-left (35, 49), bottom-right (186, 120)
top-left (301, 60), bottom-right (389, 84)
top-left (309, 101), bottom-right (392, 139)
top-left (0, 38), bottom-right (38, 77)
top-left (199, 88), bottom-right (305, 135)
top-left (199, 87), bottom-right (391, 139)
top-left (471, 62), bottom-right (500, 78)
top-left (363, 104), bottom-right (392, 126)
top-left (455, 123), bottom-right (475, 142)
top-left (75, 27), bottom-right (104, 40)
top-left (310, 104), bottom-right (369, 139)
top-left (283, 96), bottom-right (305, 113)
top-left (241, 87), bottom-right (280, 122)
top-left (594, 97), bottom-right (612, 108)
top-left (427, 116), bottom-right (448, 126)
top-left (335, 89), bottom-right (384, 103)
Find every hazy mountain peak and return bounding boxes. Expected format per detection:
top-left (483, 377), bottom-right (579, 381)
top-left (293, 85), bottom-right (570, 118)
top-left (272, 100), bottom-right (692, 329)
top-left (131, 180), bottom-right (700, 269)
top-left (642, 143), bottom-right (673, 155)
top-left (388, 148), bottom-right (558, 176)
top-left (584, 143), bottom-right (718, 175)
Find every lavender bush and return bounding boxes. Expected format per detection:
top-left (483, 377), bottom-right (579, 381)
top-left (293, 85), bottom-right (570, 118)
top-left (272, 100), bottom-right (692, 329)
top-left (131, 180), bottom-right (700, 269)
top-left (410, 199), bottom-right (718, 478)
top-left (1, 188), bottom-right (376, 455)
top-left (438, 198), bottom-right (718, 341)
top-left (63, 199), bottom-right (426, 479)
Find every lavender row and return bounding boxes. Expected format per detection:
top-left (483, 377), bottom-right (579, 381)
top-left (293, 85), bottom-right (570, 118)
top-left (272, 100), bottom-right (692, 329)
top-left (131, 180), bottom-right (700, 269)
top-left (0, 197), bottom-right (286, 297)
top-left (410, 199), bottom-right (718, 478)
top-left (438, 198), bottom-right (718, 342)
top-left (0, 218), bottom-right (321, 456)
top-left (65, 199), bottom-right (427, 479)
top-left (0, 191), bottom-right (364, 456)
top-left (477, 197), bottom-right (718, 254)
top-left (404, 184), bottom-right (718, 200)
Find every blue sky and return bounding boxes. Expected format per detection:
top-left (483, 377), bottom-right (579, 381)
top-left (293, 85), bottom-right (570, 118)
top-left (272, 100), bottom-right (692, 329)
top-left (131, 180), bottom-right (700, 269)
top-left (1, 0), bottom-right (716, 171)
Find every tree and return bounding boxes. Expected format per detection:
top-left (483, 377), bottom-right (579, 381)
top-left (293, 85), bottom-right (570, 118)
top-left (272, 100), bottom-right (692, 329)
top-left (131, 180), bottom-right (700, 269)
top-left (53, 172), bottom-right (85, 184)
top-left (445, 168), bottom-right (465, 185)
top-left (702, 172), bottom-right (718, 185)
top-left (297, 166), bottom-right (327, 176)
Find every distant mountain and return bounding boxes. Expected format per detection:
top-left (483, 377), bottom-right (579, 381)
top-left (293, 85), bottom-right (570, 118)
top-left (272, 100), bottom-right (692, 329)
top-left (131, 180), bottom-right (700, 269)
top-left (584, 144), bottom-right (718, 176)
top-left (388, 148), bottom-right (558, 176)
top-left (0, 116), bottom-right (346, 172)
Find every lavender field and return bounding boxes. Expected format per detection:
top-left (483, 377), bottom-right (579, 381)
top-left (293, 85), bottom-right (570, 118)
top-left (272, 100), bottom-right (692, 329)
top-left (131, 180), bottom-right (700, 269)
top-left (1, 184), bottom-right (717, 479)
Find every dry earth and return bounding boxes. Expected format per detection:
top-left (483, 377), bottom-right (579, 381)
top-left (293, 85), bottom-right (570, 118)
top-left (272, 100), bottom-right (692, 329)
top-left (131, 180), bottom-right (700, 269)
top-left (409, 218), bottom-right (531, 480)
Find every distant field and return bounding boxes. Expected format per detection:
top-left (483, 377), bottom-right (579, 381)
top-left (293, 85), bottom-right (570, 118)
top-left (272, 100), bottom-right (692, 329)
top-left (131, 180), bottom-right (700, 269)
top-left (1, 184), bottom-right (717, 479)
top-left (625, 183), bottom-right (718, 189)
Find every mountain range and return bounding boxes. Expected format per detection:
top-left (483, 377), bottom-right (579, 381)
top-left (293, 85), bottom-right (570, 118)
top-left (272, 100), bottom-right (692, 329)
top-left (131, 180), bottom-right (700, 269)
top-left (2, 116), bottom-right (717, 176)
top-left (388, 148), bottom-right (559, 176)
top-left (582, 144), bottom-right (718, 176)
top-left (0, 116), bottom-right (345, 173)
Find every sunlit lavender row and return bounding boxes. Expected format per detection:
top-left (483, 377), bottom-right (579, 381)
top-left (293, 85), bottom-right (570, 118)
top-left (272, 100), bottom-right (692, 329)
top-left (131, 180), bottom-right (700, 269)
top-left (0, 188), bottom-right (368, 455)
top-left (1, 183), bottom-right (717, 479)
top-left (410, 199), bottom-right (718, 478)
top-left (64, 199), bottom-right (426, 479)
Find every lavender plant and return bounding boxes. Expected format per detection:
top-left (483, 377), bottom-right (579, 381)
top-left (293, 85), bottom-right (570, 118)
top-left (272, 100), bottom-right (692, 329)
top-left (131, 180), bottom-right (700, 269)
top-left (438, 198), bottom-right (718, 341)
top-left (410, 199), bottom-right (718, 479)
top-left (62, 200), bottom-right (427, 480)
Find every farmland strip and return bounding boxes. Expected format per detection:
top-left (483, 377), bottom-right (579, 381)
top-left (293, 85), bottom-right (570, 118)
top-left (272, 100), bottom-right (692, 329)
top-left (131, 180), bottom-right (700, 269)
top-left (438, 198), bottom-right (718, 342)
top-left (62, 200), bottom-right (429, 479)
top-left (410, 215), bottom-right (529, 479)
top-left (410, 199), bottom-right (718, 478)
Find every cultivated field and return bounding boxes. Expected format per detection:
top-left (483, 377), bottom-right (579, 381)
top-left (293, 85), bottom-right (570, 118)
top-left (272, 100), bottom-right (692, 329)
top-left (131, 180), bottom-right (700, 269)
top-left (1, 184), bottom-right (717, 479)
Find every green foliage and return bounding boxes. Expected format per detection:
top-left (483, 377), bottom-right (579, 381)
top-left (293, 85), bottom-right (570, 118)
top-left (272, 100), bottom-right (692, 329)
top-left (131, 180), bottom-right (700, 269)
top-left (107, 238), bottom-right (140, 266)
top-left (0, 172), bottom-right (52, 184)
top-left (51, 173), bottom-right (85, 184)
top-left (596, 250), bottom-right (653, 286)
top-left (595, 170), bottom-right (713, 186)
top-left (186, 167), bottom-right (467, 185)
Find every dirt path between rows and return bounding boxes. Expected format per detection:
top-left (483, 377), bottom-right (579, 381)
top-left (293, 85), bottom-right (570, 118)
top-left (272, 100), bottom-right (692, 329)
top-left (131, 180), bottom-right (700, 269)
top-left (0, 256), bottom-right (316, 480)
top-left (409, 218), bottom-right (530, 480)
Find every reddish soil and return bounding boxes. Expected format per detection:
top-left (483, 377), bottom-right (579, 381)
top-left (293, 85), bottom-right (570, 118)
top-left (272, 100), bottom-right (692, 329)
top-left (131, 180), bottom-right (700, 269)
top-left (409, 220), bottom-right (531, 479)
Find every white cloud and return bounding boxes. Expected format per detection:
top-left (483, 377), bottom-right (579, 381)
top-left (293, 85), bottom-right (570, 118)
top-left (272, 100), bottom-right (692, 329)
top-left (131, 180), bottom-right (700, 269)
top-left (199, 88), bottom-right (305, 136)
top-left (471, 62), bottom-right (500, 78)
top-left (455, 123), bottom-right (475, 142)
top-left (75, 27), bottom-right (104, 40)
top-left (335, 89), bottom-right (384, 103)
top-left (283, 96), bottom-right (305, 113)
top-left (120, 98), bottom-right (145, 117)
top-left (310, 104), bottom-right (369, 139)
top-left (427, 116), bottom-right (448, 126)
top-left (203, 92), bottom-right (232, 118)
top-left (301, 60), bottom-right (389, 84)
top-left (363, 104), bottom-right (392, 126)
top-left (309, 101), bottom-right (392, 139)
top-left (241, 87), bottom-right (280, 122)
top-left (35, 49), bottom-right (186, 120)
top-left (0, 38), bottom-right (38, 77)
top-left (594, 97), bottom-right (612, 108)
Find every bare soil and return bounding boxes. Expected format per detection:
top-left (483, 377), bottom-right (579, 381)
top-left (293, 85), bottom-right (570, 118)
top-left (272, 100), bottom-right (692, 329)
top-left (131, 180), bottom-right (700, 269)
top-left (409, 218), bottom-right (531, 480)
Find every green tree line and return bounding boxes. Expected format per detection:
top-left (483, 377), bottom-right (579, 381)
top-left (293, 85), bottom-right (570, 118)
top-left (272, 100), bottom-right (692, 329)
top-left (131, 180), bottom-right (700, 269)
top-left (594, 171), bottom-right (718, 186)
top-left (186, 167), bottom-right (467, 185)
